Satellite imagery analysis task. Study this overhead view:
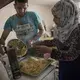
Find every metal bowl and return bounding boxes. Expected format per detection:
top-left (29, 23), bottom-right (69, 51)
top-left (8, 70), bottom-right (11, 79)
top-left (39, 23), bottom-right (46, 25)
top-left (7, 39), bottom-right (27, 58)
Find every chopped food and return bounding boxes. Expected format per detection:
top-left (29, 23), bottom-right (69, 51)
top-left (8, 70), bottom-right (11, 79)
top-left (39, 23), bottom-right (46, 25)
top-left (19, 57), bottom-right (51, 76)
top-left (7, 39), bottom-right (27, 57)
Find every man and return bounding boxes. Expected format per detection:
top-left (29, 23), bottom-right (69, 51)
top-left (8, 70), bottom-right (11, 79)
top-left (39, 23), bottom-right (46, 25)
top-left (0, 0), bottom-right (43, 45)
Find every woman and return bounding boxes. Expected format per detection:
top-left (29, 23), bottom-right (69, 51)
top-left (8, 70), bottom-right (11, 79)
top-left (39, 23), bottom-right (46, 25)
top-left (33, 0), bottom-right (80, 80)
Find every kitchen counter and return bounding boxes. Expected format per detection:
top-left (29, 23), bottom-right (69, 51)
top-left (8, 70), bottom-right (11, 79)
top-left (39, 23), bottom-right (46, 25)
top-left (17, 56), bottom-right (57, 80)
top-left (17, 65), bottom-right (55, 80)
top-left (2, 54), bottom-right (58, 80)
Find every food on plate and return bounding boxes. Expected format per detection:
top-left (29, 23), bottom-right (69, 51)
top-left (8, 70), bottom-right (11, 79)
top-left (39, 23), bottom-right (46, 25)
top-left (19, 57), bottom-right (51, 76)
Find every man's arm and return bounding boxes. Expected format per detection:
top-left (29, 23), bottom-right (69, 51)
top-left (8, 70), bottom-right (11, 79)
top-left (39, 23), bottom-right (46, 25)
top-left (0, 30), bottom-right (10, 45)
top-left (37, 23), bottom-right (44, 37)
top-left (30, 12), bottom-right (44, 41)
top-left (32, 23), bottom-right (44, 41)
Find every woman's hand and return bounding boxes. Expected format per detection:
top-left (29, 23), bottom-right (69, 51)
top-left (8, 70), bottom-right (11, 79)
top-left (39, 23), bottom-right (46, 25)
top-left (44, 53), bottom-right (51, 59)
top-left (34, 45), bottom-right (52, 54)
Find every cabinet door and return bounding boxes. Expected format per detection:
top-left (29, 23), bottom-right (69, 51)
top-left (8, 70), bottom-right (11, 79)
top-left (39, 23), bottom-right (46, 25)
top-left (54, 69), bottom-right (59, 80)
top-left (43, 69), bottom-right (59, 80)
top-left (42, 70), bottom-right (54, 80)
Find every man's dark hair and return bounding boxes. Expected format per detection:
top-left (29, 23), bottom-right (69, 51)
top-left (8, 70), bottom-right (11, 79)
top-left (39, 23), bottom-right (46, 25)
top-left (15, 0), bottom-right (28, 4)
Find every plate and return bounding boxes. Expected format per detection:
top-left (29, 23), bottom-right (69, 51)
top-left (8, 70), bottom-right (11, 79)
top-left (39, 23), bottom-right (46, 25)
top-left (19, 57), bottom-right (53, 76)
top-left (40, 37), bottom-right (53, 41)
top-left (7, 39), bottom-right (27, 58)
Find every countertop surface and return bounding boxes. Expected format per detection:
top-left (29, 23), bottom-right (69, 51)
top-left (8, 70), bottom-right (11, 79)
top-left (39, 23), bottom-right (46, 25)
top-left (17, 65), bottom-right (55, 80)
top-left (2, 53), bottom-right (58, 80)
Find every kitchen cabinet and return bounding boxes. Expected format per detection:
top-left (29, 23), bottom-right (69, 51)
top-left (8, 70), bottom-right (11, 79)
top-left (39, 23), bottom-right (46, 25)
top-left (42, 69), bottom-right (54, 80)
top-left (42, 68), bottom-right (59, 80)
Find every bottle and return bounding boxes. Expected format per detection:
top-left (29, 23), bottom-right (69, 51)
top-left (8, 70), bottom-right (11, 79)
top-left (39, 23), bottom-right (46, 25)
top-left (7, 48), bottom-right (21, 79)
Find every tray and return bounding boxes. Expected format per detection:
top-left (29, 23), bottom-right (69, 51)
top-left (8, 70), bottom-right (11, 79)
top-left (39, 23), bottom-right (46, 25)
top-left (19, 56), bottom-right (53, 76)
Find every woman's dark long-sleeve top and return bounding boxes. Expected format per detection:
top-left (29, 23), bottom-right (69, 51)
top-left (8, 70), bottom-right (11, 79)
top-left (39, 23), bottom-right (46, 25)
top-left (41, 24), bottom-right (80, 61)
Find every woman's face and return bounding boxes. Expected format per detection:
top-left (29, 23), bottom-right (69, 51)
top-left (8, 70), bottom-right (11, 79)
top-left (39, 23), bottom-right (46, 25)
top-left (53, 13), bottom-right (60, 26)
